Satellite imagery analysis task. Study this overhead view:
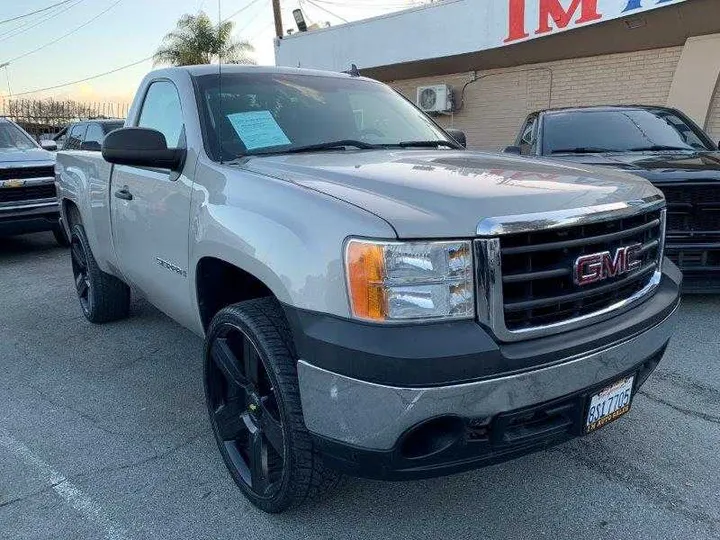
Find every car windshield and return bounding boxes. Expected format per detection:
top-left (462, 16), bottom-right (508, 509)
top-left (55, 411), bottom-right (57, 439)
top-left (0, 121), bottom-right (37, 151)
top-left (193, 72), bottom-right (454, 160)
top-left (542, 109), bottom-right (714, 154)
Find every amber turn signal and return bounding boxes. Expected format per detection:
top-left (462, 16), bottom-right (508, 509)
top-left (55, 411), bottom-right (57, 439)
top-left (345, 240), bottom-right (387, 321)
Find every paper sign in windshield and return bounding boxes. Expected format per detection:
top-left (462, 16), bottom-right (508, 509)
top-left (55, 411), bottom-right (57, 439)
top-left (227, 110), bottom-right (291, 151)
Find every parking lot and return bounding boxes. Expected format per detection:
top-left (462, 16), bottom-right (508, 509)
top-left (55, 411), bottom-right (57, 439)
top-left (1, 232), bottom-right (719, 540)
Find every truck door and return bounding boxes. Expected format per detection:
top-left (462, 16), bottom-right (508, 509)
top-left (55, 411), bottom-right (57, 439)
top-left (109, 79), bottom-right (193, 321)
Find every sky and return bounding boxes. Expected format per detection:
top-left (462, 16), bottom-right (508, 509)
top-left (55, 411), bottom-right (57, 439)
top-left (0, 0), bottom-right (422, 104)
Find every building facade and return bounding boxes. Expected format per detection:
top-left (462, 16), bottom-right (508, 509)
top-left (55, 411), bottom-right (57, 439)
top-left (275, 0), bottom-right (720, 150)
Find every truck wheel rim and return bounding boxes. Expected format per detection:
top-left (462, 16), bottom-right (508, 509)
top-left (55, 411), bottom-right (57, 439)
top-left (70, 237), bottom-right (91, 313)
top-left (206, 325), bottom-right (285, 498)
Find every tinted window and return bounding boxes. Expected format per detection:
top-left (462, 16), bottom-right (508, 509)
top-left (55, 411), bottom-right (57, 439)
top-left (0, 122), bottom-right (36, 150)
top-left (193, 73), bottom-right (452, 160)
top-left (65, 123), bottom-right (87, 150)
top-left (84, 123), bottom-right (105, 148)
top-left (542, 109), bottom-right (712, 154)
top-left (102, 121), bottom-right (124, 134)
top-left (137, 81), bottom-right (184, 148)
top-left (519, 116), bottom-right (537, 154)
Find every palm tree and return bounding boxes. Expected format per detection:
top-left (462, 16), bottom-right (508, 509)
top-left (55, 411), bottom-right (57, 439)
top-left (153, 12), bottom-right (255, 66)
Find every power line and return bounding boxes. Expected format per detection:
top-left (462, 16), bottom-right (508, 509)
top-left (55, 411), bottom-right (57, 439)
top-left (0, 0), bottom-right (74, 26)
top-left (0, 0), bottom-right (86, 43)
top-left (223, 0), bottom-right (265, 22)
top-left (301, 0), bottom-right (349, 22)
top-left (4, 0), bottom-right (123, 64)
top-left (9, 55), bottom-right (153, 97)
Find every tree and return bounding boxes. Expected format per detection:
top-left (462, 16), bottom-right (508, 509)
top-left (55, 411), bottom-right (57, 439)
top-left (153, 12), bottom-right (255, 66)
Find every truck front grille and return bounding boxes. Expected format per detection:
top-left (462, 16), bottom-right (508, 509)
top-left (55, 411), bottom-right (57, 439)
top-left (0, 183), bottom-right (57, 203)
top-left (475, 203), bottom-right (666, 341)
top-left (661, 183), bottom-right (720, 233)
top-left (499, 210), bottom-right (663, 331)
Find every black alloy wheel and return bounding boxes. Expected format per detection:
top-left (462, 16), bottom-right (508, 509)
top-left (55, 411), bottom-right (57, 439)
top-left (204, 299), bottom-right (341, 513)
top-left (71, 234), bottom-right (92, 316)
top-left (206, 321), bottom-right (286, 500)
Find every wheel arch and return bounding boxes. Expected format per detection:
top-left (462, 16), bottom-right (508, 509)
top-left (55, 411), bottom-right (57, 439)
top-left (195, 256), bottom-right (284, 332)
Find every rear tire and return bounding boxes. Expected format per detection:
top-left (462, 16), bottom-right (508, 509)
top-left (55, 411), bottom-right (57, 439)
top-left (70, 223), bottom-right (130, 323)
top-left (204, 297), bottom-right (342, 513)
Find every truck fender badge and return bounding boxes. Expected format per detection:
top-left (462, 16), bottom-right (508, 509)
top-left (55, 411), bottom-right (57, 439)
top-left (573, 243), bottom-right (642, 286)
top-left (156, 257), bottom-right (188, 278)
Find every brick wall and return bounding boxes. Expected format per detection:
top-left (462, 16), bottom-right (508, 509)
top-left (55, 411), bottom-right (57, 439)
top-left (389, 46), bottom-right (683, 151)
top-left (706, 82), bottom-right (720, 143)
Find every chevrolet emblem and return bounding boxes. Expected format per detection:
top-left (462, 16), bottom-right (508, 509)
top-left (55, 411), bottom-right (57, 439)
top-left (1, 179), bottom-right (25, 189)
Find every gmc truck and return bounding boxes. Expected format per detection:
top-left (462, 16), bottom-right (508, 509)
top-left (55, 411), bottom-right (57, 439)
top-left (56, 65), bottom-right (681, 513)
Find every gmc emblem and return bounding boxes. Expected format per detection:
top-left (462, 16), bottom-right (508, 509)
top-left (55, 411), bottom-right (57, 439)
top-left (573, 244), bottom-right (643, 286)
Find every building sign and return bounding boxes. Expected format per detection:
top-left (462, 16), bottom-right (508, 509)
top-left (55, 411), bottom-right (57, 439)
top-left (505, 0), bottom-right (679, 43)
top-left (276, 0), bottom-right (689, 73)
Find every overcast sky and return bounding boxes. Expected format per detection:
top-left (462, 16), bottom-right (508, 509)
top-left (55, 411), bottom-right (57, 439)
top-left (0, 0), bottom-right (421, 103)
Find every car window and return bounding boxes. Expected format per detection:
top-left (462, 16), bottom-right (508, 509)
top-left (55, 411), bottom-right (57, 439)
top-left (0, 121), bottom-right (37, 150)
top-left (65, 123), bottom-right (87, 150)
top-left (193, 72), bottom-right (452, 160)
top-left (137, 80), bottom-right (184, 149)
top-left (102, 121), bottom-right (124, 134)
top-left (519, 117), bottom-right (537, 154)
top-left (84, 123), bottom-right (106, 149)
top-left (542, 109), bottom-right (713, 154)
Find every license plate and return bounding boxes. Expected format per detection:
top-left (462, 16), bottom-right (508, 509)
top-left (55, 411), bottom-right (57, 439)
top-left (585, 375), bottom-right (634, 433)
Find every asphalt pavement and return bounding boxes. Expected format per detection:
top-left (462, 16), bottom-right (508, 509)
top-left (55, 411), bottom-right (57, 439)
top-left (1, 232), bottom-right (719, 540)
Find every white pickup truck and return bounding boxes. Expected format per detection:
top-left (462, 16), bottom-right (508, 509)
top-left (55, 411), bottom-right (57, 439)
top-left (56, 65), bottom-right (681, 513)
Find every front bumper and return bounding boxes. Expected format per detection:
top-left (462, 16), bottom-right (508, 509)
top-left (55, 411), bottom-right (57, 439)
top-left (291, 263), bottom-right (681, 479)
top-left (0, 200), bottom-right (60, 236)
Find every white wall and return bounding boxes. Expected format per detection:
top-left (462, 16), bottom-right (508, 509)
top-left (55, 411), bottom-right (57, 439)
top-left (275, 0), bottom-right (689, 72)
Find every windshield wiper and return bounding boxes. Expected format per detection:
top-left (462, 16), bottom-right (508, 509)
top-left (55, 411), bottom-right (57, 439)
top-left (550, 147), bottom-right (615, 154)
top-left (391, 140), bottom-right (460, 149)
top-left (627, 145), bottom-right (695, 152)
top-left (250, 140), bottom-right (378, 156)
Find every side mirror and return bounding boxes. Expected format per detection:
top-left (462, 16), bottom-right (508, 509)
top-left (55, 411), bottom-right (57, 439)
top-left (80, 140), bottom-right (101, 152)
top-left (445, 128), bottom-right (466, 148)
top-left (102, 127), bottom-right (185, 170)
top-left (40, 140), bottom-right (58, 152)
top-left (503, 145), bottom-right (522, 155)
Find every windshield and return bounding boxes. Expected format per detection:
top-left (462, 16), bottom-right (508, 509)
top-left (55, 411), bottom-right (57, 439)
top-left (542, 109), bottom-right (714, 154)
top-left (193, 72), bottom-right (453, 160)
top-left (0, 121), bottom-right (37, 151)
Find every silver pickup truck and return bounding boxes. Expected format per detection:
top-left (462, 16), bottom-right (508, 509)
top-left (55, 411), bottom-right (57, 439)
top-left (56, 65), bottom-right (681, 513)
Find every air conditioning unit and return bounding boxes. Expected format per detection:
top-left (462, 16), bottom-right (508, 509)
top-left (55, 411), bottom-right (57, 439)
top-left (416, 84), bottom-right (453, 113)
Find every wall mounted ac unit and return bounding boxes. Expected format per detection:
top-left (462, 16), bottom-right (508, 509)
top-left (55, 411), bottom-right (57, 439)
top-left (416, 84), bottom-right (453, 113)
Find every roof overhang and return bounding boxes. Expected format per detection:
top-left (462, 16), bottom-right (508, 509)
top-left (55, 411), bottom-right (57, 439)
top-left (275, 0), bottom-right (719, 81)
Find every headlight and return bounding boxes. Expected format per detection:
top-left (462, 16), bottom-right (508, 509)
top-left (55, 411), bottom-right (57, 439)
top-left (344, 239), bottom-right (474, 322)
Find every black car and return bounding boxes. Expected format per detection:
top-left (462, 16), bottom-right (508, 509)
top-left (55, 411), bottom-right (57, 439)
top-left (508, 105), bottom-right (720, 292)
top-left (54, 119), bottom-right (124, 151)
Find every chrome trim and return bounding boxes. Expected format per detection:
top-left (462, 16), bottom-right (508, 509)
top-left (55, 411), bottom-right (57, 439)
top-left (0, 177), bottom-right (55, 188)
top-left (475, 206), bottom-right (666, 342)
top-left (476, 194), bottom-right (665, 236)
top-left (297, 301), bottom-right (678, 449)
top-left (0, 199), bottom-right (58, 211)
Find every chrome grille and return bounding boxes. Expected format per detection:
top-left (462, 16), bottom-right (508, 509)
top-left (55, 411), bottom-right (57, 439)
top-left (475, 199), bottom-right (666, 342)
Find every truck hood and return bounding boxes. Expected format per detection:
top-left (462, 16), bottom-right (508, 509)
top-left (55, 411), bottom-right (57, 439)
top-left (0, 147), bottom-right (55, 165)
top-left (243, 150), bottom-right (662, 238)
top-left (548, 150), bottom-right (720, 184)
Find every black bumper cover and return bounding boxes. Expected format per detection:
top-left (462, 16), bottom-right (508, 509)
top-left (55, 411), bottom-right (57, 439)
top-left (0, 204), bottom-right (60, 236)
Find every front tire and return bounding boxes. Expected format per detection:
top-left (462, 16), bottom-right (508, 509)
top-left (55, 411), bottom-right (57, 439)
top-left (70, 223), bottom-right (130, 323)
top-left (204, 298), bottom-right (341, 513)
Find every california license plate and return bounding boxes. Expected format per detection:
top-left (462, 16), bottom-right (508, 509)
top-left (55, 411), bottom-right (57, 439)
top-left (585, 376), bottom-right (634, 433)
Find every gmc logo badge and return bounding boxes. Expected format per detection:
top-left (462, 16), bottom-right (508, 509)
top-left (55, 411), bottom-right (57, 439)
top-left (573, 244), bottom-right (642, 286)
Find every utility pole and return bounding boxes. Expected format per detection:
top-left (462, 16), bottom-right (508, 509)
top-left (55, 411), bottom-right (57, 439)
top-left (272, 0), bottom-right (283, 38)
top-left (0, 62), bottom-right (11, 98)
